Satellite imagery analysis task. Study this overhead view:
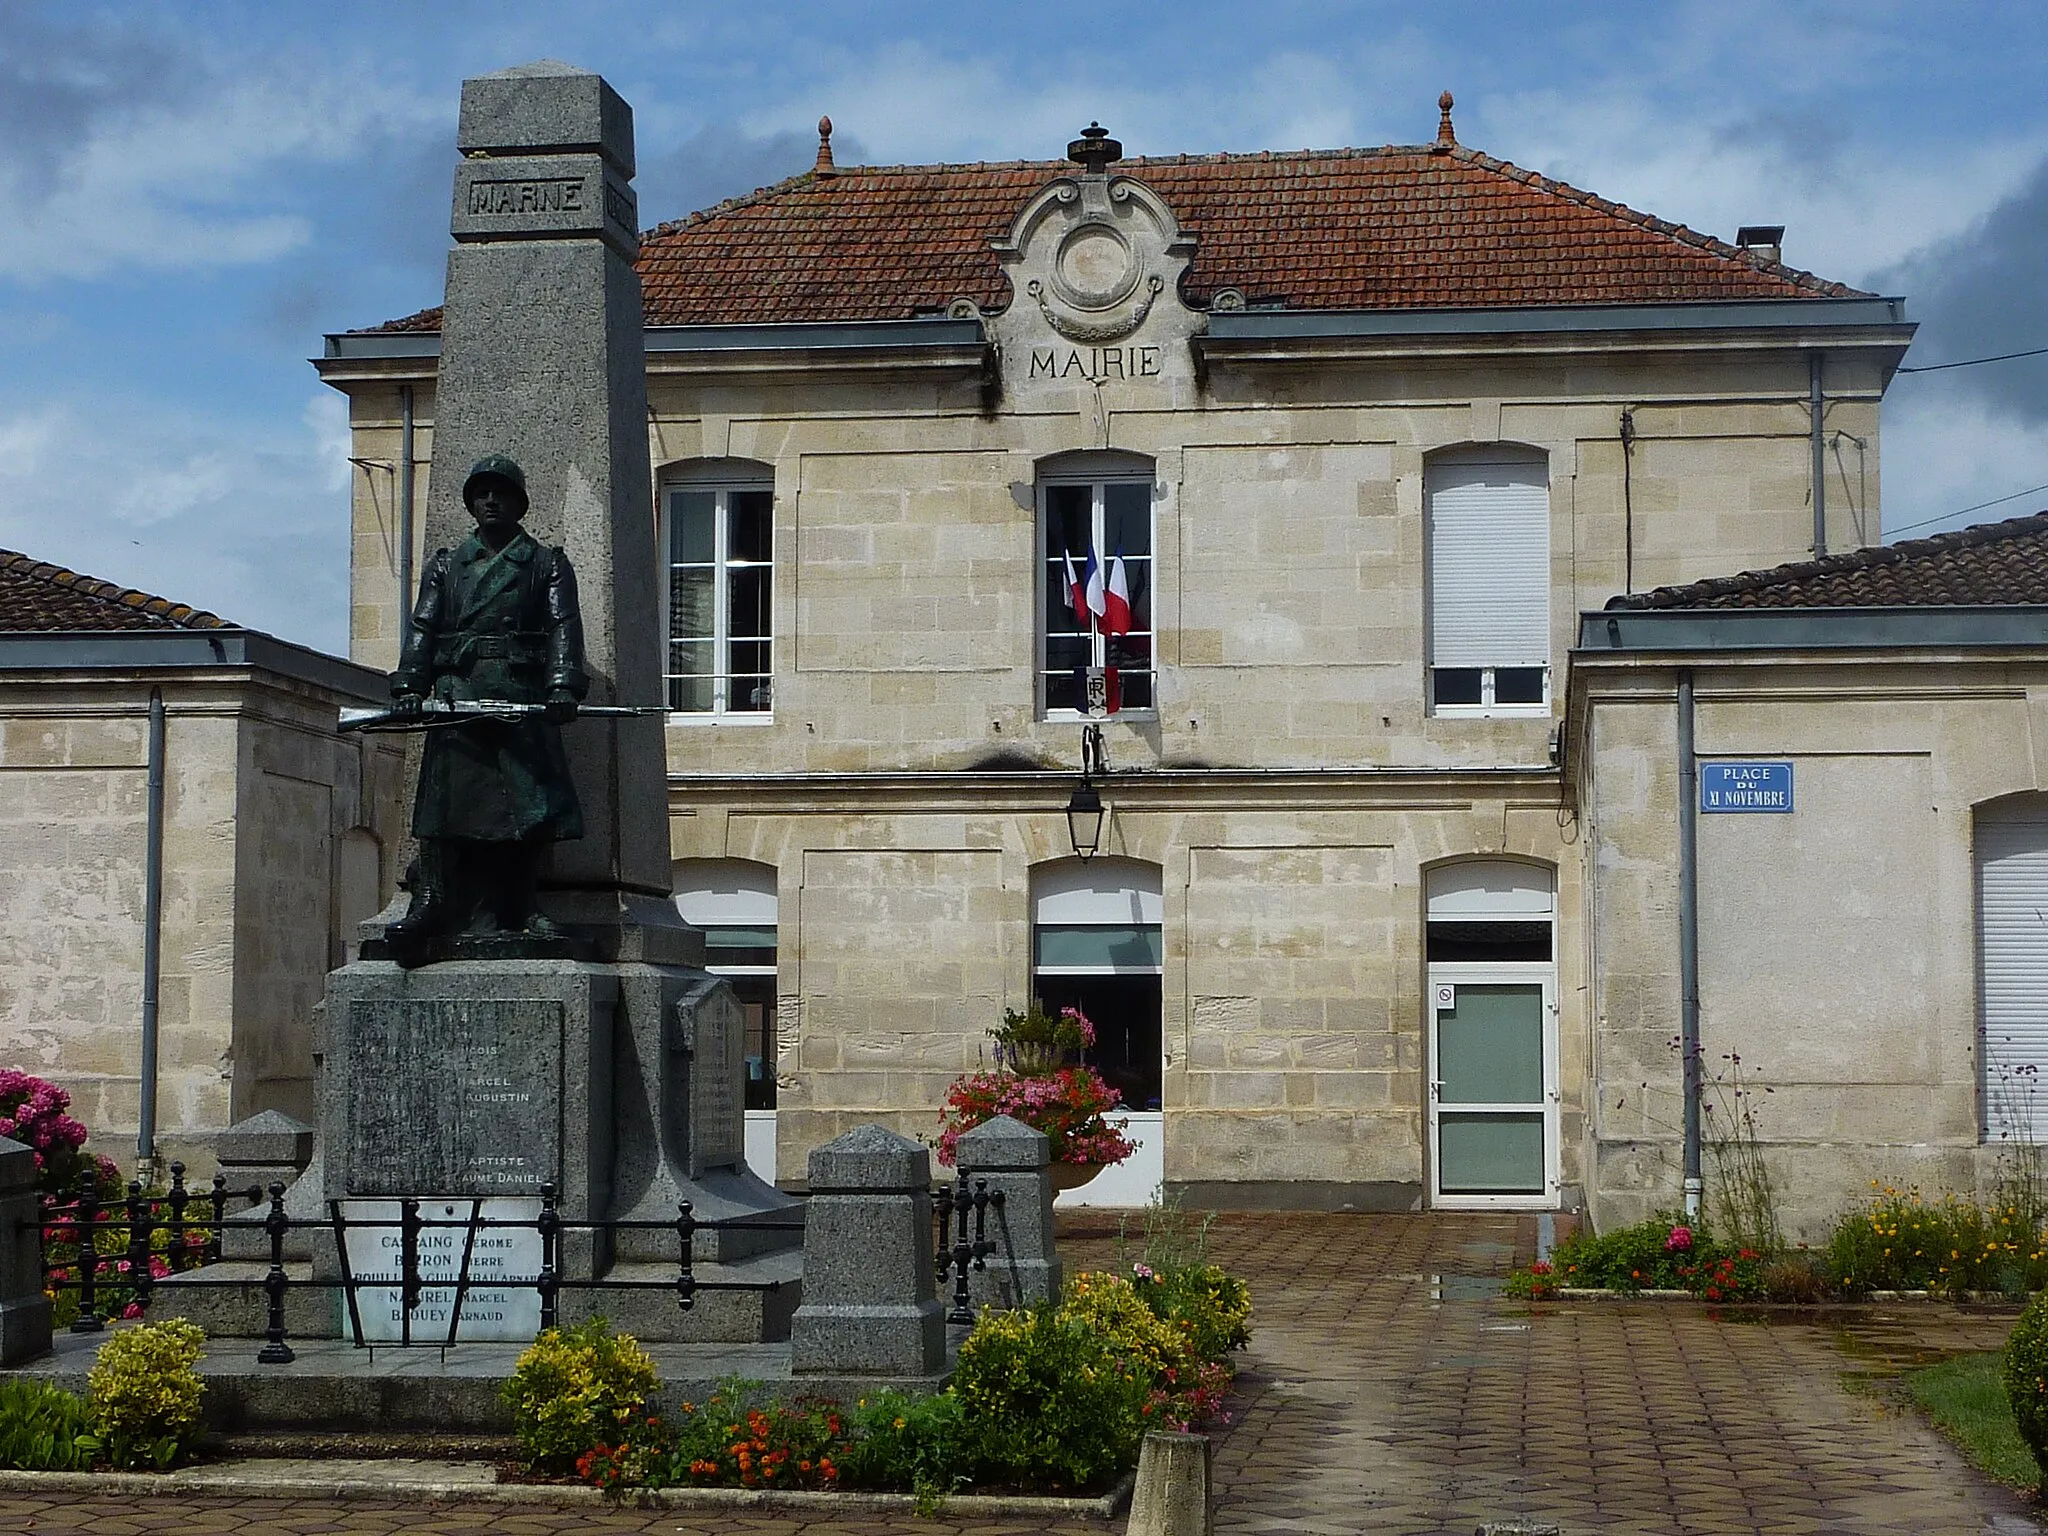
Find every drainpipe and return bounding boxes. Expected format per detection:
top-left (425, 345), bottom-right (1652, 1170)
top-left (1809, 352), bottom-right (1826, 558)
top-left (1677, 670), bottom-right (1702, 1220)
top-left (397, 384), bottom-right (416, 649)
top-left (137, 688), bottom-right (166, 1165)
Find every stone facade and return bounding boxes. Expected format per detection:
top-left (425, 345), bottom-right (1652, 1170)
top-left (0, 637), bottom-right (403, 1171)
top-left (321, 125), bottom-right (1914, 1213)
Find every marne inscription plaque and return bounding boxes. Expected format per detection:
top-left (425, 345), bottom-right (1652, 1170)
top-left (346, 999), bottom-right (562, 1195)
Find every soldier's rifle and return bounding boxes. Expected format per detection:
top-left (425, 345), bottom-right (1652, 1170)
top-left (338, 699), bottom-right (668, 734)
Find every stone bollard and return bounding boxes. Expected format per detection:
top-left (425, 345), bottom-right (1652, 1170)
top-left (789, 1125), bottom-right (946, 1378)
top-left (216, 1110), bottom-right (315, 1261)
top-left (0, 1137), bottom-right (53, 1364)
top-left (955, 1114), bottom-right (1061, 1309)
top-left (1126, 1430), bottom-right (1210, 1536)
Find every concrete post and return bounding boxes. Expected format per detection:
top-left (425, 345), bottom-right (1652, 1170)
top-left (956, 1114), bottom-right (1062, 1309)
top-left (1126, 1431), bottom-right (1211, 1536)
top-left (0, 1137), bottom-right (53, 1364)
top-left (789, 1125), bottom-right (945, 1376)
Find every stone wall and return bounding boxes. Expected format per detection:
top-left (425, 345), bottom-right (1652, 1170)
top-left (1577, 656), bottom-right (2044, 1240)
top-left (0, 669), bottom-right (402, 1173)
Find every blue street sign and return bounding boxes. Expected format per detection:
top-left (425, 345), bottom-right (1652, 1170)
top-left (1700, 760), bottom-right (1793, 814)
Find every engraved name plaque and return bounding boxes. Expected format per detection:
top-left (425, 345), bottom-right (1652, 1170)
top-left (345, 999), bottom-right (563, 1195)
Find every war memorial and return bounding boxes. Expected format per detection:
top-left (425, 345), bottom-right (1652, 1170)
top-left (0, 62), bottom-right (1065, 1429)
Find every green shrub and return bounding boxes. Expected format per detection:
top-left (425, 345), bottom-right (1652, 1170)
top-left (658, 1384), bottom-right (845, 1491)
top-left (1062, 1270), bottom-right (1193, 1379)
top-left (1827, 1186), bottom-right (2043, 1298)
top-left (79, 1319), bottom-right (205, 1469)
top-left (836, 1389), bottom-right (973, 1503)
top-left (502, 1320), bottom-right (658, 1472)
top-left (1549, 1212), bottom-right (1701, 1291)
top-left (0, 1379), bottom-right (91, 1470)
top-left (949, 1304), bottom-right (1152, 1491)
top-left (1145, 1262), bottom-right (1252, 1361)
top-left (2005, 1293), bottom-right (2048, 1491)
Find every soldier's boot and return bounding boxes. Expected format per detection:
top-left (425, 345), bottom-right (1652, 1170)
top-left (495, 840), bottom-right (562, 936)
top-left (386, 840), bottom-right (461, 940)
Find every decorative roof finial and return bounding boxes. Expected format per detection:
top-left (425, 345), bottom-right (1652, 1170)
top-left (1066, 121), bottom-right (1123, 175)
top-left (815, 115), bottom-right (836, 176)
top-left (1434, 90), bottom-right (1456, 152)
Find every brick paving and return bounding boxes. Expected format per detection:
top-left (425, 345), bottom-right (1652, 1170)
top-left (4, 1213), bottom-right (2041, 1535)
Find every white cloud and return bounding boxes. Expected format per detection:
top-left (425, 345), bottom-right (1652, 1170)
top-left (0, 55), bottom-right (438, 282)
top-left (304, 392), bottom-right (352, 495)
top-left (0, 389), bottom-right (349, 651)
top-left (1878, 391), bottom-right (2048, 541)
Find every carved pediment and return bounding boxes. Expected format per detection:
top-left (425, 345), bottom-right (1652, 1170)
top-left (993, 129), bottom-right (1196, 347)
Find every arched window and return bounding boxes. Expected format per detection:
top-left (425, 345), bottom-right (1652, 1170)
top-left (1039, 451), bottom-right (1155, 717)
top-left (674, 859), bottom-right (778, 1110)
top-left (1031, 857), bottom-right (1163, 1111)
top-left (1425, 447), bottom-right (1550, 714)
top-left (1424, 860), bottom-right (1558, 1207)
top-left (661, 459), bottom-right (774, 715)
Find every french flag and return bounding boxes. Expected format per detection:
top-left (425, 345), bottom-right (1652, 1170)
top-left (1101, 551), bottom-right (1133, 637)
top-left (1064, 548), bottom-right (1086, 622)
top-left (1082, 548), bottom-right (1106, 622)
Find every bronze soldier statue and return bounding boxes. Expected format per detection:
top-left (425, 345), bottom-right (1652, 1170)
top-left (385, 454), bottom-right (587, 949)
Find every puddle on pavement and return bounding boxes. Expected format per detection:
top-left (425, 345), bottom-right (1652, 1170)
top-left (1430, 1273), bottom-right (1504, 1303)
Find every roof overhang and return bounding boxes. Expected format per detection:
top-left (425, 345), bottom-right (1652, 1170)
top-left (1195, 297), bottom-right (1914, 385)
top-left (0, 628), bottom-right (388, 701)
top-left (314, 318), bottom-right (993, 387)
top-left (1576, 604), bottom-right (2048, 654)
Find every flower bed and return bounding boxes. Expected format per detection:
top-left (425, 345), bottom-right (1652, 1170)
top-left (507, 1216), bottom-right (1253, 1502)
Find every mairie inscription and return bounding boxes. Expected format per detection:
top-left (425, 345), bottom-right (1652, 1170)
top-left (346, 999), bottom-right (563, 1196)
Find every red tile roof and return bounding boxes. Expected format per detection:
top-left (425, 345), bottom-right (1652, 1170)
top-left (368, 140), bottom-right (1859, 332)
top-left (1611, 514), bottom-right (2048, 611)
top-left (0, 549), bottom-right (228, 632)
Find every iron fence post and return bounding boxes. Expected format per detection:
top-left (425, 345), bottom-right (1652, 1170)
top-left (674, 1200), bottom-right (697, 1313)
top-left (948, 1166), bottom-right (975, 1324)
top-left (399, 1198), bottom-right (421, 1347)
top-left (166, 1162), bottom-right (189, 1275)
top-left (70, 1169), bottom-right (101, 1334)
top-left (537, 1185), bottom-right (559, 1332)
top-left (207, 1173), bottom-right (228, 1263)
top-left (257, 1181), bottom-right (294, 1364)
top-left (124, 1180), bottom-right (151, 1306)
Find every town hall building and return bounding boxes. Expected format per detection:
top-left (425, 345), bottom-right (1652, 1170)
top-left (302, 97), bottom-right (2048, 1237)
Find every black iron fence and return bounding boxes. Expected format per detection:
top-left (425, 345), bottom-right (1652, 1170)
top-left (26, 1162), bottom-right (1021, 1364)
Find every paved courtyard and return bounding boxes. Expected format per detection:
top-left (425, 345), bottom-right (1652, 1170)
top-left (2, 1213), bottom-right (2039, 1535)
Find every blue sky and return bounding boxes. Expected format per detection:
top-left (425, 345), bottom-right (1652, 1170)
top-left (2, 0), bottom-right (2044, 652)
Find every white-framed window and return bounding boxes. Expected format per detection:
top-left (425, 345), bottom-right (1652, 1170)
top-left (1425, 448), bottom-right (1551, 715)
top-left (1040, 452), bottom-right (1155, 717)
top-left (674, 859), bottom-right (779, 1112)
top-left (662, 461), bottom-right (773, 716)
top-left (1031, 858), bottom-right (1165, 1113)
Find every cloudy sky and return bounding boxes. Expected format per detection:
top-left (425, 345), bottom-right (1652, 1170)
top-left (1, 0), bottom-right (2044, 652)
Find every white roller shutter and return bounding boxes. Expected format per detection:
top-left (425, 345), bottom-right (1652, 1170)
top-left (1427, 456), bottom-right (1550, 669)
top-left (1979, 817), bottom-right (2048, 1139)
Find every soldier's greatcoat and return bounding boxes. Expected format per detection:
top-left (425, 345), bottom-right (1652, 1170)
top-left (394, 529), bottom-right (588, 842)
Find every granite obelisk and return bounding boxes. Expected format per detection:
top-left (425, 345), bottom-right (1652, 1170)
top-left (421, 60), bottom-right (683, 958)
top-left (302, 64), bottom-right (799, 1343)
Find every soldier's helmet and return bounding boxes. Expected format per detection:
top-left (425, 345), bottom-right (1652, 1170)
top-left (462, 454), bottom-right (529, 515)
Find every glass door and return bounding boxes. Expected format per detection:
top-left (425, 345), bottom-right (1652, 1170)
top-left (1428, 974), bottom-right (1557, 1207)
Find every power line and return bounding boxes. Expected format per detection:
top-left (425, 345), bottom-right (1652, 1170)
top-left (1896, 344), bottom-right (2048, 374)
top-left (1886, 479), bottom-right (2048, 538)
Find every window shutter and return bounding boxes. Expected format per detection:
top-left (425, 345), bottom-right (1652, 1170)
top-left (1427, 458), bottom-right (1550, 669)
top-left (1979, 818), bottom-right (2048, 1138)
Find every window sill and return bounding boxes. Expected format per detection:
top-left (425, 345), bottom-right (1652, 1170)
top-left (1430, 705), bottom-right (1553, 721)
top-left (1043, 710), bottom-right (1160, 724)
top-left (666, 712), bottom-right (777, 726)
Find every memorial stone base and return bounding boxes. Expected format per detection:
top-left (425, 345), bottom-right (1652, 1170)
top-left (267, 954), bottom-right (803, 1345)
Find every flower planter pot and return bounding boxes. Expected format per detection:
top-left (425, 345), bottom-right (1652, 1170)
top-left (1049, 1162), bottom-right (1106, 1193)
